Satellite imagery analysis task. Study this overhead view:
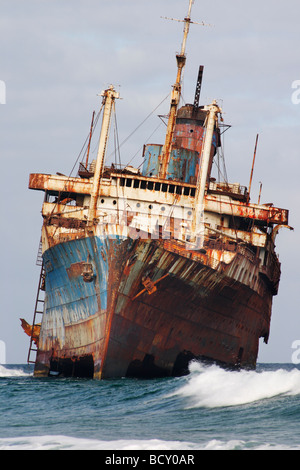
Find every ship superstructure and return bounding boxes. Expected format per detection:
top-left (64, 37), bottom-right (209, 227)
top-left (22, 0), bottom-right (291, 378)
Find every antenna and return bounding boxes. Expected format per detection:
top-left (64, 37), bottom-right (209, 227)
top-left (159, 0), bottom-right (212, 179)
top-left (160, 17), bottom-right (213, 27)
top-left (160, 2), bottom-right (212, 56)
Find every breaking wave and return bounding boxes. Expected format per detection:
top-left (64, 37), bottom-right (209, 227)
top-left (1, 435), bottom-right (300, 450)
top-left (0, 364), bottom-right (33, 378)
top-left (0, 435), bottom-right (198, 451)
top-left (171, 361), bottom-right (300, 408)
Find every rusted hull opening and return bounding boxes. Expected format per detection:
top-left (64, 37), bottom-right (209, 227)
top-left (126, 354), bottom-right (170, 379)
top-left (126, 351), bottom-right (196, 379)
top-left (49, 355), bottom-right (94, 378)
top-left (125, 350), bottom-right (254, 380)
top-left (172, 350), bottom-right (196, 376)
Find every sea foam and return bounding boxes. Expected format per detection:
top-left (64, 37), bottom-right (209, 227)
top-left (0, 364), bottom-right (32, 378)
top-left (171, 361), bottom-right (300, 408)
top-left (0, 435), bottom-right (300, 451)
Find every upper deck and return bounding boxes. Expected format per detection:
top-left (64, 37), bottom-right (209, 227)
top-left (29, 168), bottom-right (289, 227)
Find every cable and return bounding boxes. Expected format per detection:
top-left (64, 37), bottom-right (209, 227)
top-left (108, 92), bottom-right (170, 161)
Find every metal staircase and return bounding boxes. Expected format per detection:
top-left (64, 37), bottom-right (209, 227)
top-left (27, 240), bottom-right (45, 364)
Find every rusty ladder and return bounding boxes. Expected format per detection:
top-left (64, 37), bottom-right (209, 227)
top-left (27, 240), bottom-right (45, 364)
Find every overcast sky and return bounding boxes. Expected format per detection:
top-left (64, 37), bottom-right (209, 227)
top-left (0, 0), bottom-right (299, 364)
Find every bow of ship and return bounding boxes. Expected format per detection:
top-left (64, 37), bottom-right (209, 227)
top-left (22, 0), bottom-right (292, 379)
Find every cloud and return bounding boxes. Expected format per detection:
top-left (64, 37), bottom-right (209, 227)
top-left (0, 0), bottom-right (299, 363)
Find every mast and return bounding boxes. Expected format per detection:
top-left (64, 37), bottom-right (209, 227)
top-left (86, 110), bottom-right (95, 169)
top-left (192, 100), bottom-right (222, 247)
top-left (88, 85), bottom-right (120, 224)
top-left (247, 134), bottom-right (259, 204)
top-left (159, 0), bottom-right (194, 179)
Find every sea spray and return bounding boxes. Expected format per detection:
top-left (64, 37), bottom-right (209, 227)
top-left (0, 364), bottom-right (33, 378)
top-left (171, 361), bottom-right (300, 408)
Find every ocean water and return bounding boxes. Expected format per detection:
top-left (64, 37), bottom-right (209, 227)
top-left (1, 361), bottom-right (300, 451)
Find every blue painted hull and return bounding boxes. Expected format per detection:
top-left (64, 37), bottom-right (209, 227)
top-left (34, 234), bottom-right (271, 379)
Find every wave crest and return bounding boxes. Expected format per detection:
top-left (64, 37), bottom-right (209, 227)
top-left (172, 362), bottom-right (300, 408)
top-left (1, 435), bottom-right (300, 450)
top-left (0, 365), bottom-right (32, 378)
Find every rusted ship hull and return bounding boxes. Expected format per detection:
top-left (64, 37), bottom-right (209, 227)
top-left (34, 233), bottom-right (272, 379)
top-left (25, 1), bottom-right (291, 379)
